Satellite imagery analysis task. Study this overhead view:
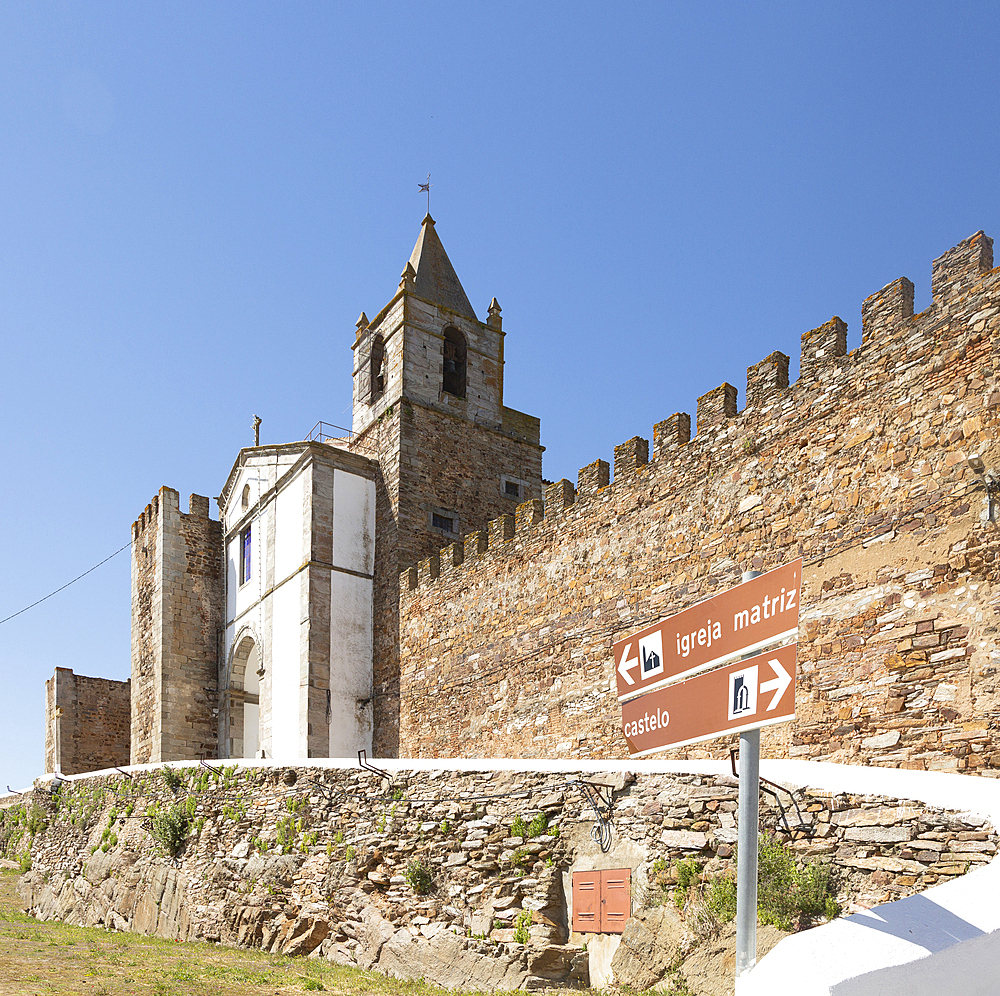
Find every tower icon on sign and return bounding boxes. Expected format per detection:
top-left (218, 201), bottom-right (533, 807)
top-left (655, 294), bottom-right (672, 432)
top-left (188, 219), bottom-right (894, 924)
top-left (728, 665), bottom-right (758, 721)
top-left (732, 675), bottom-right (750, 714)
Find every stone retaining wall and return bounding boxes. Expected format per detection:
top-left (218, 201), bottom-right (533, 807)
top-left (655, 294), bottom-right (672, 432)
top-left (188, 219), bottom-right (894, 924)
top-left (3, 764), bottom-right (996, 992)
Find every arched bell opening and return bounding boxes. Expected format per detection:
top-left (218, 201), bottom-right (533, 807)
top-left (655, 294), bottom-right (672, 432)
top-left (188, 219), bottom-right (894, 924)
top-left (442, 326), bottom-right (467, 398)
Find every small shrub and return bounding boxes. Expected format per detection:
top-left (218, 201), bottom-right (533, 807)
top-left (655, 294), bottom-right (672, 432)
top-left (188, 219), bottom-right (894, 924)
top-left (528, 813), bottom-right (549, 837)
top-left (161, 768), bottom-right (181, 792)
top-left (150, 803), bottom-right (190, 858)
top-left (345, 845), bottom-right (355, 861)
top-left (705, 871), bottom-right (737, 924)
top-left (405, 859), bottom-right (433, 895)
top-left (26, 806), bottom-right (48, 836)
top-left (302, 981), bottom-right (325, 992)
top-left (509, 815), bottom-right (528, 838)
top-left (513, 910), bottom-right (532, 944)
top-left (675, 857), bottom-right (702, 889)
top-left (510, 847), bottom-right (531, 868)
top-left (671, 857), bottom-right (703, 907)
top-left (701, 834), bottom-right (839, 931)
top-left (334, 829), bottom-right (345, 844)
top-left (18, 853), bottom-right (31, 873)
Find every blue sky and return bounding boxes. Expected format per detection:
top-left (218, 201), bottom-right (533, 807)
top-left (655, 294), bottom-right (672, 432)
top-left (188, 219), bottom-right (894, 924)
top-left (2, 2), bottom-right (999, 789)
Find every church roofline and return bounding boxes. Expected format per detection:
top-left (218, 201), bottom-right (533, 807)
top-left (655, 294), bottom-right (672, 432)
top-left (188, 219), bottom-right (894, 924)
top-left (218, 439), bottom-right (377, 512)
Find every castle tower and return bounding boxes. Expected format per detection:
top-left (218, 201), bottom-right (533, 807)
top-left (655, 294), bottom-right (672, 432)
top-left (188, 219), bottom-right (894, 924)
top-left (130, 488), bottom-right (223, 764)
top-left (350, 215), bottom-right (544, 754)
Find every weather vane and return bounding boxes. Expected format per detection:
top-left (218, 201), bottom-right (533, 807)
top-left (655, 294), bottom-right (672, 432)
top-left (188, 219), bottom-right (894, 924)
top-left (418, 173), bottom-right (431, 214)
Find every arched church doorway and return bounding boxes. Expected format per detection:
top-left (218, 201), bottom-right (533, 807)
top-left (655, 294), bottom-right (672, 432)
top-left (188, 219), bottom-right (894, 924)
top-left (243, 644), bottom-right (260, 758)
top-left (229, 634), bottom-right (261, 758)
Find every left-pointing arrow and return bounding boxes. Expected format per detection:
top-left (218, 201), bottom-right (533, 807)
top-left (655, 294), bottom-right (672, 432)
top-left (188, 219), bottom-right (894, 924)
top-left (617, 643), bottom-right (639, 685)
top-left (759, 658), bottom-right (791, 710)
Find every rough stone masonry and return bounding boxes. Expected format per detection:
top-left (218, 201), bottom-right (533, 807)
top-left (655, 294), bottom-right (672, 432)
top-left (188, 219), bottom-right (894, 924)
top-left (399, 231), bottom-right (1000, 772)
top-left (3, 764), bottom-right (995, 993)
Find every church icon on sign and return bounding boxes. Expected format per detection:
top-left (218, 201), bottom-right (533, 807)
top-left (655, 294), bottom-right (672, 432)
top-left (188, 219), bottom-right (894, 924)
top-left (728, 665), bottom-right (758, 721)
top-left (638, 631), bottom-right (664, 679)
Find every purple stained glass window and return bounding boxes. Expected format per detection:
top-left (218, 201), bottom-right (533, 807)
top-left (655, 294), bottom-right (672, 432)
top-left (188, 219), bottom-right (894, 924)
top-left (242, 525), bottom-right (252, 584)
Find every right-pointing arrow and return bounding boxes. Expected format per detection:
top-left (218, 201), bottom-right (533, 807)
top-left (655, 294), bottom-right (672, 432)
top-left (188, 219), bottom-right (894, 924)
top-left (759, 658), bottom-right (791, 711)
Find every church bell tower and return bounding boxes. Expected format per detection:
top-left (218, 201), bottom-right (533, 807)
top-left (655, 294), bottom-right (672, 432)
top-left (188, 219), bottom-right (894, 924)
top-left (348, 215), bottom-right (544, 755)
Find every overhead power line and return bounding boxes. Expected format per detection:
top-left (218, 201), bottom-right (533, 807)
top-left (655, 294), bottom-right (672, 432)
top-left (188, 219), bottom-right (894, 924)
top-left (0, 542), bottom-right (131, 627)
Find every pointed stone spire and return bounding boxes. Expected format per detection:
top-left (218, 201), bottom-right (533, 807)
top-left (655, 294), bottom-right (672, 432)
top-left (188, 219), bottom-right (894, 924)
top-left (487, 297), bottom-right (502, 330)
top-left (405, 214), bottom-right (477, 319)
top-left (399, 261), bottom-right (416, 294)
top-left (355, 312), bottom-right (369, 341)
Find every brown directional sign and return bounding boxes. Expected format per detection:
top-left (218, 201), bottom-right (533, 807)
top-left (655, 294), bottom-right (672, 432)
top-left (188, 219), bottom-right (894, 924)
top-left (614, 559), bottom-right (801, 703)
top-left (621, 643), bottom-right (797, 757)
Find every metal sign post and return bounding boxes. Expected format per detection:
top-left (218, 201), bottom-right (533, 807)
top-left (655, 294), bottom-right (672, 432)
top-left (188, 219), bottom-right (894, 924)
top-left (614, 561), bottom-right (800, 988)
top-left (736, 569), bottom-right (762, 982)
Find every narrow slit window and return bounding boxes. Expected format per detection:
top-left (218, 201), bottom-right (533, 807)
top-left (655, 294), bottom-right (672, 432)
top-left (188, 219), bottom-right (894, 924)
top-left (432, 513), bottom-right (454, 533)
top-left (241, 525), bottom-right (252, 584)
top-left (370, 333), bottom-right (385, 400)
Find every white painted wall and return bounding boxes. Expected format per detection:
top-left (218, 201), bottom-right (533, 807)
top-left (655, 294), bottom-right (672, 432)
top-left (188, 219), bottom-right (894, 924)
top-left (333, 470), bottom-right (376, 575)
top-left (221, 447), bottom-right (375, 763)
top-left (329, 571), bottom-right (373, 755)
top-left (274, 471), bottom-right (305, 584)
top-left (268, 576), bottom-right (301, 761)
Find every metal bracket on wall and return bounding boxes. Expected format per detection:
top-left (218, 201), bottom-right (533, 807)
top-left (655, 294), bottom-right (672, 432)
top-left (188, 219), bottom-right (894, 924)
top-left (357, 749), bottom-right (392, 780)
top-left (114, 767), bottom-right (132, 779)
top-left (199, 759), bottom-right (224, 776)
top-left (304, 777), bottom-right (344, 804)
top-left (729, 747), bottom-right (810, 834)
top-left (570, 779), bottom-right (617, 852)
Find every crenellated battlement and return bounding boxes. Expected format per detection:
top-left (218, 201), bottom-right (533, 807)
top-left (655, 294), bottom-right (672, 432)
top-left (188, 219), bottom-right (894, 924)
top-left (397, 228), bottom-right (1000, 764)
top-left (131, 487), bottom-right (214, 542)
top-left (401, 230), bottom-right (1000, 597)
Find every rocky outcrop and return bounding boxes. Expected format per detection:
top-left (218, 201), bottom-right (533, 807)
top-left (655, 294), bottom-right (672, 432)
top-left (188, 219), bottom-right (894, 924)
top-left (610, 905), bottom-right (693, 989)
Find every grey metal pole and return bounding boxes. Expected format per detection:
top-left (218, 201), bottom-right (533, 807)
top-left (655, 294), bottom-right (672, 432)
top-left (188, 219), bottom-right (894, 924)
top-left (736, 726), bottom-right (760, 977)
top-left (736, 568), bottom-right (763, 981)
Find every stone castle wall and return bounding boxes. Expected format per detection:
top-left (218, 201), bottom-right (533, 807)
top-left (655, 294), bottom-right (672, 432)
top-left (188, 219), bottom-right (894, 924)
top-left (130, 488), bottom-right (223, 764)
top-left (43, 669), bottom-right (130, 775)
top-left (8, 764), bottom-right (995, 991)
top-left (398, 231), bottom-right (1000, 770)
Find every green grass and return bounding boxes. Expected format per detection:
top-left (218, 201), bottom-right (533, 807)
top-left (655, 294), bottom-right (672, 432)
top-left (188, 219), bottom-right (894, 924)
top-left (4, 869), bottom-right (650, 995)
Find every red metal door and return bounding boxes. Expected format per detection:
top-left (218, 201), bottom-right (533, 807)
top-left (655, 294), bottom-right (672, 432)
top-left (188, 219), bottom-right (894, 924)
top-left (572, 868), bottom-right (632, 933)
top-left (601, 868), bottom-right (631, 933)
top-left (571, 870), bottom-right (601, 932)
